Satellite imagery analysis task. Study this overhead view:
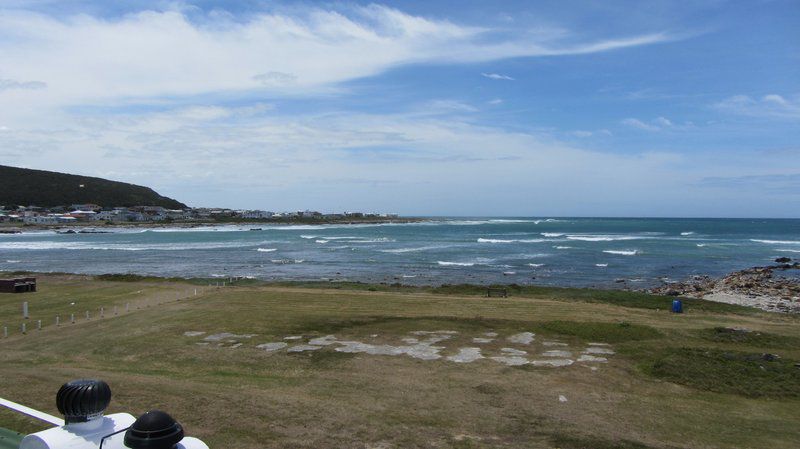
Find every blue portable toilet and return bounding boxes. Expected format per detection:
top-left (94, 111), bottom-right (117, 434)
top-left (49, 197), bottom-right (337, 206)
top-left (671, 299), bottom-right (683, 313)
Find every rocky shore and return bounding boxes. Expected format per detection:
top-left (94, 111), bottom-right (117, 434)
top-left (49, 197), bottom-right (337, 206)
top-left (646, 258), bottom-right (800, 313)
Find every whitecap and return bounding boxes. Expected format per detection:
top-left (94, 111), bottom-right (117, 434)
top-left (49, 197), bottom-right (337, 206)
top-left (478, 238), bottom-right (546, 243)
top-left (595, 263), bottom-right (608, 267)
top-left (380, 244), bottom-right (455, 253)
top-left (541, 233), bottom-right (564, 237)
top-left (554, 246), bottom-right (573, 250)
top-left (567, 234), bottom-right (648, 242)
top-left (528, 263), bottom-right (544, 267)
top-left (680, 232), bottom-right (694, 236)
top-left (5, 260), bottom-right (21, 263)
top-left (696, 243), bottom-right (707, 247)
top-left (315, 240), bottom-right (329, 244)
top-left (256, 248), bottom-right (277, 252)
top-left (437, 261), bottom-right (474, 267)
top-left (751, 239), bottom-right (800, 245)
top-left (602, 250), bottom-right (638, 256)
top-left (776, 249), bottom-right (800, 253)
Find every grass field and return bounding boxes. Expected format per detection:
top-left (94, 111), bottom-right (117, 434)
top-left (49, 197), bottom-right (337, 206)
top-left (1, 274), bottom-right (799, 448)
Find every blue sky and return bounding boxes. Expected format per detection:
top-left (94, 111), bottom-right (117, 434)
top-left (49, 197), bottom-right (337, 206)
top-left (0, 1), bottom-right (798, 217)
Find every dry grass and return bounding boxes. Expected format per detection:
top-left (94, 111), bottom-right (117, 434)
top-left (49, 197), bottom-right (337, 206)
top-left (1, 275), bottom-right (799, 449)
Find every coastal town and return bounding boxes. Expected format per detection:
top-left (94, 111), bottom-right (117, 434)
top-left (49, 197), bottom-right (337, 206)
top-left (0, 204), bottom-right (401, 226)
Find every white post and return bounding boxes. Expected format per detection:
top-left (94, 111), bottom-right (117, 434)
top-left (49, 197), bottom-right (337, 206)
top-left (71, 313), bottom-right (75, 324)
top-left (85, 311), bottom-right (90, 320)
top-left (126, 303), bottom-right (130, 313)
top-left (22, 302), bottom-right (29, 319)
top-left (194, 288), bottom-right (197, 296)
top-left (3, 326), bottom-right (7, 338)
top-left (37, 320), bottom-right (41, 331)
top-left (21, 323), bottom-right (26, 334)
top-left (56, 316), bottom-right (60, 326)
top-left (114, 306), bottom-right (118, 315)
top-left (100, 307), bottom-right (104, 318)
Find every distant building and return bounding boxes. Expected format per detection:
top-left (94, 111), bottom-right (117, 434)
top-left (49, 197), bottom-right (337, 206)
top-left (70, 204), bottom-right (101, 212)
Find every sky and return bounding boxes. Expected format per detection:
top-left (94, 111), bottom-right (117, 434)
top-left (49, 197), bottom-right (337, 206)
top-left (0, 1), bottom-right (798, 217)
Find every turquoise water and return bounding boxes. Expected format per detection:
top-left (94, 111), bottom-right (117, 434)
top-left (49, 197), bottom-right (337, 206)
top-left (1, 218), bottom-right (798, 287)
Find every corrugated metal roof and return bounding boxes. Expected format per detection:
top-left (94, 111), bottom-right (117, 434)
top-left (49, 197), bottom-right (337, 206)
top-left (0, 427), bottom-right (22, 449)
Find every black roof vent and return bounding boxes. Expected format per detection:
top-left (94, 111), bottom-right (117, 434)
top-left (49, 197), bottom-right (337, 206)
top-left (124, 410), bottom-right (184, 449)
top-left (56, 379), bottom-right (111, 424)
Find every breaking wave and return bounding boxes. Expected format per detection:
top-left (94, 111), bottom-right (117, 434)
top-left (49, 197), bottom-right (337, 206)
top-left (256, 248), bottom-right (277, 252)
top-left (602, 250), bottom-right (638, 256)
top-left (477, 238), bottom-right (547, 243)
top-left (751, 239), bottom-right (800, 245)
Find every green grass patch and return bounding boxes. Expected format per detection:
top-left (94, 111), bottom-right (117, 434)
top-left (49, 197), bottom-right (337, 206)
top-left (697, 327), bottom-right (800, 349)
top-left (640, 347), bottom-right (800, 398)
top-left (538, 321), bottom-right (663, 343)
top-left (549, 433), bottom-right (660, 449)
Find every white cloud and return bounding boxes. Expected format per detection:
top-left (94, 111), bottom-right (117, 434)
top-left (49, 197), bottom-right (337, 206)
top-left (653, 116), bottom-right (673, 127)
top-left (621, 118), bottom-right (660, 131)
top-left (488, 98), bottom-right (504, 105)
top-left (714, 94), bottom-right (800, 120)
top-left (481, 73), bottom-right (515, 81)
top-left (571, 130), bottom-right (593, 137)
top-left (2, 102), bottom-right (796, 215)
top-left (0, 5), bottom-right (676, 119)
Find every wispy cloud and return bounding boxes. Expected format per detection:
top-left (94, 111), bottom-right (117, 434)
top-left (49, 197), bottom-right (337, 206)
top-left (621, 116), bottom-right (678, 131)
top-left (0, 78), bottom-right (46, 91)
top-left (0, 4), bottom-right (677, 116)
top-left (482, 73), bottom-right (514, 81)
top-left (714, 94), bottom-right (800, 120)
top-left (621, 118), bottom-right (660, 131)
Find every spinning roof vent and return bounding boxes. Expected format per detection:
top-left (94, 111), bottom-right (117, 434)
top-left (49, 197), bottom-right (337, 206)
top-left (56, 379), bottom-right (111, 424)
top-left (124, 410), bottom-right (185, 449)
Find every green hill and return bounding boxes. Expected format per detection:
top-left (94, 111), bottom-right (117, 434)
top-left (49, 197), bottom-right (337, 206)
top-left (0, 165), bottom-right (187, 209)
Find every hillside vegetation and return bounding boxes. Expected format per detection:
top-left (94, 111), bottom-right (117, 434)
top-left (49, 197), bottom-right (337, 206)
top-left (0, 165), bottom-right (186, 209)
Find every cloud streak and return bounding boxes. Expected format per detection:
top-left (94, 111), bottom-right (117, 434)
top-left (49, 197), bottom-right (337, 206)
top-left (0, 4), bottom-right (676, 114)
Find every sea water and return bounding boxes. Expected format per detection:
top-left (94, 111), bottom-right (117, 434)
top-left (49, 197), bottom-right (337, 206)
top-left (1, 218), bottom-right (798, 288)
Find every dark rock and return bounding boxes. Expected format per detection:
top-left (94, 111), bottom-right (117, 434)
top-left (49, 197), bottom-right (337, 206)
top-left (775, 257), bottom-right (791, 263)
top-left (761, 353), bottom-right (780, 362)
top-left (666, 290), bottom-right (680, 296)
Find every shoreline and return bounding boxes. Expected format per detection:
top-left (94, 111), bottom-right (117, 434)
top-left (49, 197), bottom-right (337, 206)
top-left (0, 216), bottom-right (426, 233)
top-left (3, 262), bottom-right (799, 313)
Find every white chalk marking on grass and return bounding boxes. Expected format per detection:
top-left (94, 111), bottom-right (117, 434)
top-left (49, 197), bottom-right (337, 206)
top-left (447, 348), bottom-right (484, 363)
top-left (490, 356), bottom-right (529, 366)
top-left (542, 350), bottom-right (573, 358)
top-left (501, 348), bottom-right (527, 356)
top-left (542, 341), bottom-right (568, 347)
top-left (577, 355), bottom-right (608, 363)
top-left (287, 345), bottom-right (322, 352)
top-left (583, 347), bottom-right (615, 355)
top-left (530, 359), bottom-right (574, 367)
top-left (472, 337), bottom-right (494, 344)
top-left (257, 342), bottom-right (289, 352)
top-left (183, 331), bottom-right (205, 337)
top-left (283, 336), bottom-right (303, 340)
top-left (204, 332), bottom-right (257, 342)
top-left (507, 332), bottom-right (535, 344)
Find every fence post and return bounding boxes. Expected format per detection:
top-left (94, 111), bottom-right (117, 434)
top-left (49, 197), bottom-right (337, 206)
top-left (100, 307), bottom-right (104, 318)
top-left (85, 311), bottom-right (90, 320)
top-left (3, 326), bottom-right (7, 338)
top-left (114, 306), bottom-right (118, 315)
top-left (37, 320), bottom-right (42, 331)
top-left (23, 302), bottom-right (29, 319)
top-left (56, 315), bottom-right (60, 326)
top-left (21, 323), bottom-right (26, 334)
top-left (71, 313), bottom-right (75, 324)
top-left (126, 303), bottom-right (130, 313)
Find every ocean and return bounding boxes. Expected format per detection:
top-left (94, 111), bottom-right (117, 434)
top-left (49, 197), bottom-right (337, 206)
top-left (1, 218), bottom-right (798, 288)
